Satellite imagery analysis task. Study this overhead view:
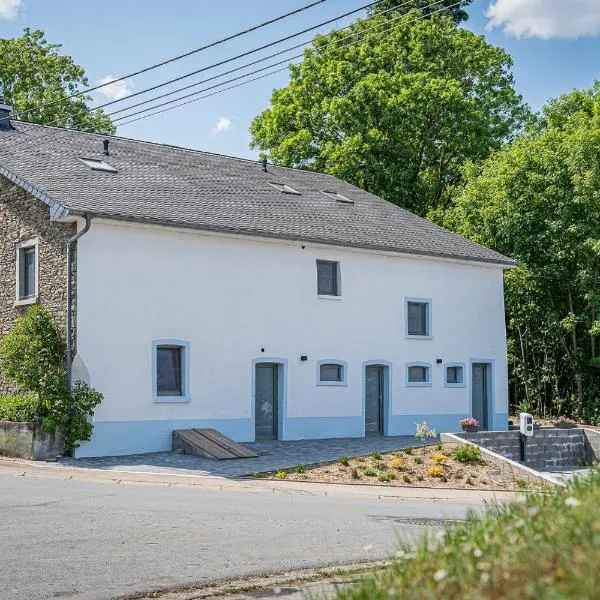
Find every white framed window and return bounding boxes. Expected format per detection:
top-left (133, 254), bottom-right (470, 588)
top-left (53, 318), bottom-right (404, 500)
top-left (152, 340), bottom-right (190, 402)
top-left (405, 298), bottom-right (432, 338)
top-left (316, 260), bottom-right (341, 297)
top-left (444, 363), bottom-right (466, 388)
top-left (406, 362), bottom-right (432, 387)
top-left (15, 238), bottom-right (39, 306)
top-left (317, 360), bottom-right (347, 386)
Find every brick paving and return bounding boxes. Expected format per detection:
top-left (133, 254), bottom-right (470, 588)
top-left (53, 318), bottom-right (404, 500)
top-left (57, 435), bottom-right (419, 477)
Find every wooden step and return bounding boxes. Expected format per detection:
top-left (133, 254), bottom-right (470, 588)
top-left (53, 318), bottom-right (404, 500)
top-left (172, 428), bottom-right (258, 460)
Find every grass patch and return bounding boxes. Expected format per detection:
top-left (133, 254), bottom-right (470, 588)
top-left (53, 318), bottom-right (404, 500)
top-left (403, 447), bottom-right (414, 455)
top-left (294, 464), bottom-right (305, 474)
top-left (363, 467), bottom-right (377, 477)
top-left (378, 471), bottom-right (397, 483)
top-left (335, 468), bottom-right (600, 600)
top-left (371, 452), bottom-right (382, 460)
top-left (451, 444), bottom-right (482, 464)
top-left (339, 455), bottom-right (350, 466)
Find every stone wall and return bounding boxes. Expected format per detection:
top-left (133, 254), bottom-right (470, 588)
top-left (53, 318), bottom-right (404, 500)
top-left (456, 428), bottom-right (597, 469)
top-left (0, 176), bottom-right (75, 393)
top-left (0, 420), bottom-right (64, 459)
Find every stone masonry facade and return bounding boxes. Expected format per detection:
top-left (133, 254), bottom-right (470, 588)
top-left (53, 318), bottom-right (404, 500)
top-left (0, 175), bottom-right (76, 394)
top-left (457, 428), bottom-right (600, 469)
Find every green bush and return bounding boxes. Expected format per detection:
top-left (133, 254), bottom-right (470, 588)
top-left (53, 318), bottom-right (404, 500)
top-left (451, 444), bottom-right (482, 464)
top-left (335, 468), bottom-right (600, 600)
top-left (294, 464), bottom-right (305, 474)
top-left (363, 467), bottom-right (377, 477)
top-left (0, 394), bottom-right (38, 422)
top-left (378, 471), bottom-right (397, 483)
top-left (339, 455), bottom-right (350, 466)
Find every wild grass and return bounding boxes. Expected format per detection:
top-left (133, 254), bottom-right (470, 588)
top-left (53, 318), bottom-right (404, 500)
top-left (335, 468), bottom-right (600, 599)
top-left (451, 444), bottom-right (482, 464)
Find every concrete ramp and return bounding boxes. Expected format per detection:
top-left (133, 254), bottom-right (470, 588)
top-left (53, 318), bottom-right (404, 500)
top-left (172, 428), bottom-right (258, 460)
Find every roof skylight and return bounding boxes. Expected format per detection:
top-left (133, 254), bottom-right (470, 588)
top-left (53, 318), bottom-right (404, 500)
top-left (321, 190), bottom-right (354, 204)
top-left (268, 181), bottom-right (301, 195)
top-left (78, 157), bottom-right (118, 173)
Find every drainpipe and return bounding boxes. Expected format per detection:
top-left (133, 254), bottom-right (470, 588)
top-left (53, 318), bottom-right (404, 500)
top-left (66, 214), bottom-right (93, 389)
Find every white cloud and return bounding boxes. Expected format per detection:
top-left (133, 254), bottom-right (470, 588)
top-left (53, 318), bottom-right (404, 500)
top-left (212, 116), bottom-right (233, 136)
top-left (486, 0), bottom-right (600, 39)
top-left (0, 0), bottom-right (22, 20)
top-left (97, 75), bottom-right (134, 101)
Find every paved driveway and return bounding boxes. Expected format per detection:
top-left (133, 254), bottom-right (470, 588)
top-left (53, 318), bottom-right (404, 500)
top-left (59, 436), bottom-right (419, 477)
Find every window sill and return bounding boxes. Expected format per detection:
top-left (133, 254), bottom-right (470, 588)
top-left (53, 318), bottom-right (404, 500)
top-left (318, 295), bottom-right (343, 301)
top-left (14, 296), bottom-right (38, 307)
top-left (405, 382), bottom-right (432, 388)
top-left (444, 383), bottom-right (466, 388)
top-left (153, 395), bottom-right (191, 403)
top-left (317, 381), bottom-right (347, 387)
top-left (405, 335), bottom-right (433, 340)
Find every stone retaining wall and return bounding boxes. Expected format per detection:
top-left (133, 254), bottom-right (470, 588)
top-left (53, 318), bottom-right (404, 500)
top-left (455, 428), bottom-right (599, 469)
top-left (0, 420), bottom-right (64, 460)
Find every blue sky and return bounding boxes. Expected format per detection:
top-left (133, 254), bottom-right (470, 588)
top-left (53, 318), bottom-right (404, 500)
top-left (1, 0), bottom-right (599, 159)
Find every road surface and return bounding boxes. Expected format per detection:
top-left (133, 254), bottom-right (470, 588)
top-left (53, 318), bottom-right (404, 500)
top-left (0, 474), bottom-right (484, 600)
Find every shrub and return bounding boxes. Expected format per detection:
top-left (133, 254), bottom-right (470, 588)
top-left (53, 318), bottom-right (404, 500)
top-left (403, 447), bottom-right (414, 455)
top-left (275, 470), bottom-right (287, 479)
top-left (374, 460), bottom-right (387, 471)
top-left (414, 457), bottom-right (423, 464)
top-left (402, 474), bottom-right (411, 483)
top-left (427, 465), bottom-right (444, 478)
top-left (351, 467), bottom-right (361, 479)
top-left (415, 422), bottom-right (437, 445)
top-left (371, 452), bottom-right (382, 460)
top-left (432, 452), bottom-right (446, 464)
top-left (378, 471), bottom-right (397, 483)
top-left (0, 394), bottom-right (38, 422)
top-left (451, 444), bottom-right (482, 464)
top-left (339, 455), bottom-right (349, 466)
top-left (390, 457), bottom-right (405, 469)
top-left (294, 464), bottom-right (305, 474)
top-left (436, 443), bottom-right (443, 451)
top-left (363, 467), bottom-right (377, 477)
top-left (250, 471), bottom-right (266, 478)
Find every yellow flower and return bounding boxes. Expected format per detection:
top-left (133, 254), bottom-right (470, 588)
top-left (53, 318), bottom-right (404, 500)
top-left (427, 465), bottom-right (444, 478)
top-left (390, 457), bottom-right (405, 469)
top-left (432, 453), bottom-right (446, 464)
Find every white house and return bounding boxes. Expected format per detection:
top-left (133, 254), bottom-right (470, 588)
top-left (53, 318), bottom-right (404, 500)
top-left (0, 108), bottom-right (515, 458)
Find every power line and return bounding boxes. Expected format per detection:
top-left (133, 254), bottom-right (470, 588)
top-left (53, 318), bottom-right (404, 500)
top-left (7, 0), bottom-right (330, 122)
top-left (106, 0), bottom-right (411, 120)
top-left (115, 0), bottom-right (459, 127)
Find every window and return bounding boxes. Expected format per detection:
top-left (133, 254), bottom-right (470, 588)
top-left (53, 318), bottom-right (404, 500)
top-left (321, 190), bottom-right (354, 204)
top-left (317, 260), bottom-right (340, 296)
top-left (405, 298), bottom-right (432, 337)
top-left (78, 157), bottom-right (118, 173)
top-left (152, 340), bottom-right (190, 402)
top-left (406, 362), bottom-right (432, 387)
top-left (267, 181), bottom-right (300, 195)
top-left (317, 360), bottom-right (347, 386)
top-left (444, 363), bottom-right (465, 387)
top-left (15, 239), bottom-right (38, 305)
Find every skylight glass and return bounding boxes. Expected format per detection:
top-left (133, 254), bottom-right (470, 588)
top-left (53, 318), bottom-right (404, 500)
top-left (267, 181), bottom-right (301, 195)
top-left (79, 157), bottom-right (118, 173)
top-left (321, 190), bottom-right (354, 204)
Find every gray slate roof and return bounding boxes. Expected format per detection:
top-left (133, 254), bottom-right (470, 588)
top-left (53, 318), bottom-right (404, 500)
top-left (0, 120), bottom-right (515, 267)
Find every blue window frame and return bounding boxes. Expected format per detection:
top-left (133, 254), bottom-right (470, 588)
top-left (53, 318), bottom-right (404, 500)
top-left (152, 340), bottom-right (190, 402)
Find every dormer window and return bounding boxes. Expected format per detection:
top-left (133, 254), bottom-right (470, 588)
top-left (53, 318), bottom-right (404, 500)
top-left (267, 182), bottom-right (300, 195)
top-left (321, 190), bottom-right (354, 204)
top-left (78, 157), bottom-right (118, 173)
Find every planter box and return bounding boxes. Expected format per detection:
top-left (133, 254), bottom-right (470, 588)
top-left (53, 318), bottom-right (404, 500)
top-left (0, 421), bottom-right (64, 460)
top-left (555, 423), bottom-right (576, 430)
top-left (462, 426), bottom-right (480, 433)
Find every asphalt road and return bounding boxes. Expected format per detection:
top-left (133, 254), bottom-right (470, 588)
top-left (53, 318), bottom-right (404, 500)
top-left (0, 475), bottom-right (482, 600)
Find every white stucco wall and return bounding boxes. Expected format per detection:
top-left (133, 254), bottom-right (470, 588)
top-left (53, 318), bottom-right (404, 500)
top-left (74, 219), bottom-right (509, 457)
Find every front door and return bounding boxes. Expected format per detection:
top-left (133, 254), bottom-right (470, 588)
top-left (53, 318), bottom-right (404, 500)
top-left (255, 363), bottom-right (278, 441)
top-left (472, 363), bottom-right (490, 431)
top-left (365, 365), bottom-right (384, 436)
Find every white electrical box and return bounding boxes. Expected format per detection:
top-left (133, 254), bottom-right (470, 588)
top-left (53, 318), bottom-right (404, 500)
top-left (520, 413), bottom-right (534, 437)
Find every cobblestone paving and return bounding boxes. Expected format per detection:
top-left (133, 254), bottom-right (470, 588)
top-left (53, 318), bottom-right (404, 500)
top-left (58, 436), bottom-right (418, 477)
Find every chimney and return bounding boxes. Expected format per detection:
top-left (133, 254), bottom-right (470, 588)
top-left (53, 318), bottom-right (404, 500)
top-left (0, 94), bottom-right (13, 131)
top-left (103, 139), bottom-right (110, 156)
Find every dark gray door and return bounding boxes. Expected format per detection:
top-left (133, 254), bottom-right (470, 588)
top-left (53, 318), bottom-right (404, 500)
top-left (365, 365), bottom-right (384, 436)
top-left (472, 363), bottom-right (489, 431)
top-left (255, 364), bottom-right (278, 441)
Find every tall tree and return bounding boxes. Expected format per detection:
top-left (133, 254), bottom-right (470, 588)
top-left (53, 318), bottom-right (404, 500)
top-left (250, 13), bottom-right (526, 216)
top-left (443, 84), bottom-right (600, 422)
top-left (369, 0), bottom-right (473, 24)
top-left (0, 28), bottom-right (114, 134)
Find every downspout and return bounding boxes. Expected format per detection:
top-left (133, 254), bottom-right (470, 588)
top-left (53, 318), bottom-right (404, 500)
top-left (66, 214), bottom-right (93, 389)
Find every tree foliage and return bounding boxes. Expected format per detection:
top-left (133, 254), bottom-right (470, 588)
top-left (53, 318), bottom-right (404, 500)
top-left (250, 13), bottom-right (526, 216)
top-left (368, 0), bottom-right (473, 24)
top-left (0, 28), bottom-right (114, 134)
top-left (443, 84), bottom-right (600, 422)
top-left (0, 306), bottom-right (103, 450)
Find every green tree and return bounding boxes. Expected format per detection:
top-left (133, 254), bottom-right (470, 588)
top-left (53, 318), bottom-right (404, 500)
top-left (369, 0), bottom-right (473, 24)
top-left (250, 13), bottom-right (526, 216)
top-left (443, 84), bottom-right (600, 422)
top-left (0, 28), bottom-right (114, 134)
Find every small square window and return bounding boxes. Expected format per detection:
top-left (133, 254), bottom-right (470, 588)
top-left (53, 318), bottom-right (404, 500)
top-left (445, 364), bottom-right (465, 387)
top-left (317, 260), bottom-right (340, 296)
top-left (406, 300), bottom-right (431, 337)
top-left (15, 239), bottom-right (38, 305)
top-left (153, 340), bottom-right (190, 401)
top-left (406, 363), bottom-right (432, 387)
top-left (320, 364), bottom-right (342, 382)
top-left (317, 360), bottom-right (347, 386)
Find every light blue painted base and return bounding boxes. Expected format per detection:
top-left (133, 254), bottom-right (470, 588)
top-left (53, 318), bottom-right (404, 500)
top-left (75, 418), bottom-right (252, 458)
top-left (283, 416), bottom-right (364, 440)
top-left (493, 412), bottom-right (509, 431)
